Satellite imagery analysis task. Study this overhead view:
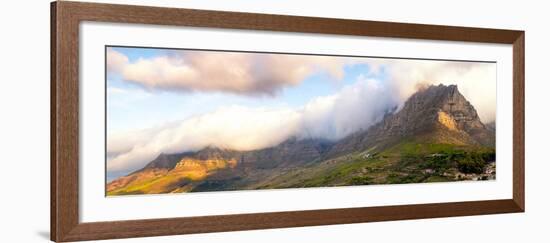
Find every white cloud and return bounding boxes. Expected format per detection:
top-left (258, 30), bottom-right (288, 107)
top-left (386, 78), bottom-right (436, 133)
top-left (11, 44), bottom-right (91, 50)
top-left (107, 48), bottom-right (345, 96)
top-left (106, 49), bottom-right (128, 73)
top-left (299, 76), bottom-right (400, 140)
top-left (107, 107), bottom-right (302, 172)
top-left (108, 49), bottom-right (495, 121)
top-left (107, 77), bottom-right (400, 173)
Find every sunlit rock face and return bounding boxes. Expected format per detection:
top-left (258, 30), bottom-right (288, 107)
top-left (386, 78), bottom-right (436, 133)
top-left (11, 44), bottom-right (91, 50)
top-left (438, 111), bottom-right (458, 131)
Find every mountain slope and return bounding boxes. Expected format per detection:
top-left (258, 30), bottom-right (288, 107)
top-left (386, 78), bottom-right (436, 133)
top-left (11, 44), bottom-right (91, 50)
top-left (255, 84), bottom-right (496, 188)
top-left (107, 138), bottom-right (333, 195)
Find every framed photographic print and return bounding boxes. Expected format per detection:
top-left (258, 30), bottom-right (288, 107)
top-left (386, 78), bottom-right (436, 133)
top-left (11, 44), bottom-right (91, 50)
top-left (51, 1), bottom-right (524, 242)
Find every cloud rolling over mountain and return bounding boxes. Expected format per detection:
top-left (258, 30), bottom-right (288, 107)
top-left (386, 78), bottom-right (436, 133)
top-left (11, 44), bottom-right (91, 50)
top-left (106, 48), bottom-right (496, 176)
top-left (107, 77), bottom-right (399, 172)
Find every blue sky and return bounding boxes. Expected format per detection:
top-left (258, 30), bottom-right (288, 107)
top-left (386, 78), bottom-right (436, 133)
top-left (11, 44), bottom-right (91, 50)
top-left (106, 47), bottom-right (385, 134)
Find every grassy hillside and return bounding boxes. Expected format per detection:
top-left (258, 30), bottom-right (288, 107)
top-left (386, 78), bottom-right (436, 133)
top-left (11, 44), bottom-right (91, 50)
top-left (107, 157), bottom-right (237, 195)
top-left (108, 140), bottom-right (496, 195)
top-left (252, 140), bottom-right (495, 189)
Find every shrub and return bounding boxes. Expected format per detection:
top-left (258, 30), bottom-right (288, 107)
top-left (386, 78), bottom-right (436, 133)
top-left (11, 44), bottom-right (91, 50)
top-left (349, 176), bottom-right (373, 185)
top-left (457, 156), bottom-right (485, 173)
top-left (386, 172), bottom-right (427, 184)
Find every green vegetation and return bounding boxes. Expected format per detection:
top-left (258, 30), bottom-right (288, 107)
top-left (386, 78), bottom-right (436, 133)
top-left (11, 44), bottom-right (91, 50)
top-left (349, 175), bottom-right (374, 185)
top-left (456, 154), bottom-right (486, 174)
top-left (258, 142), bottom-right (496, 189)
top-left (395, 141), bottom-right (494, 170)
top-left (386, 172), bottom-right (429, 184)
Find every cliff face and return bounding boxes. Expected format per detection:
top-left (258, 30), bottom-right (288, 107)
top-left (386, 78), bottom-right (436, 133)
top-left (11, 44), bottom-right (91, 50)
top-left (371, 84), bottom-right (489, 140)
top-left (139, 152), bottom-right (189, 171)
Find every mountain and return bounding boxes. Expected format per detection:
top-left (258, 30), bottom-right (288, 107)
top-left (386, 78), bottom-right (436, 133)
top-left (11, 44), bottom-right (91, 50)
top-left (107, 84), bottom-right (496, 195)
top-left (107, 138), bottom-right (334, 195)
top-left (139, 152), bottom-right (188, 171)
top-left (327, 84), bottom-right (494, 157)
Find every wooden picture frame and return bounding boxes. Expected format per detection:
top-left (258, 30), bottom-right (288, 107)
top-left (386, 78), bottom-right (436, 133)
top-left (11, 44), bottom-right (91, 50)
top-left (51, 1), bottom-right (524, 242)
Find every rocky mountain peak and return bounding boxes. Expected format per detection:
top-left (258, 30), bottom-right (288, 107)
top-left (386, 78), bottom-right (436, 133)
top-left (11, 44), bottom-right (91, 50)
top-left (140, 152), bottom-right (186, 171)
top-left (327, 84), bottom-right (494, 156)
top-left (380, 84), bottom-right (486, 137)
top-left (409, 84), bottom-right (491, 145)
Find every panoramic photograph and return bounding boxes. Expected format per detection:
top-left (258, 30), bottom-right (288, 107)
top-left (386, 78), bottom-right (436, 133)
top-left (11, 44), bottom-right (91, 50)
top-left (105, 46), bottom-right (496, 196)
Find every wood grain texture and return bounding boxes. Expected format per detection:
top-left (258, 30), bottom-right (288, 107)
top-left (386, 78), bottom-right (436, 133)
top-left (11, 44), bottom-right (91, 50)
top-left (51, 1), bottom-right (80, 241)
top-left (50, 2), bottom-right (57, 241)
top-left (512, 33), bottom-right (525, 211)
top-left (62, 199), bottom-right (521, 242)
top-left (51, 1), bottom-right (525, 242)
top-left (59, 1), bottom-right (523, 43)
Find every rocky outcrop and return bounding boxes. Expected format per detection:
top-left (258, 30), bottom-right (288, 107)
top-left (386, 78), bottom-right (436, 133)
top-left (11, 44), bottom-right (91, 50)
top-left (372, 84), bottom-right (490, 141)
top-left (139, 152), bottom-right (189, 171)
